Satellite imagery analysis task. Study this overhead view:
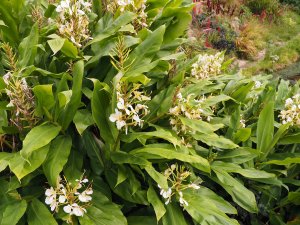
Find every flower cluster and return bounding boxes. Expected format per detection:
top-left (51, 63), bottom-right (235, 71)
top-left (3, 73), bottom-right (38, 130)
top-left (254, 80), bottom-right (262, 89)
top-left (107, 0), bottom-right (148, 29)
top-left (170, 92), bottom-right (212, 130)
top-left (45, 175), bottom-right (92, 223)
top-left (270, 54), bottom-right (280, 63)
top-left (109, 82), bottom-right (150, 134)
top-left (55, 0), bottom-right (92, 47)
top-left (279, 94), bottom-right (300, 126)
top-left (191, 52), bottom-right (224, 79)
top-left (158, 164), bottom-right (201, 207)
top-left (240, 115), bottom-right (246, 128)
top-left (169, 92), bottom-right (215, 146)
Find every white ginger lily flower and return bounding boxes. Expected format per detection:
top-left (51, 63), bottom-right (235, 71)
top-left (285, 98), bottom-right (294, 106)
top-left (117, 0), bottom-right (132, 6)
top-left (188, 183), bottom-right (201, 190)
top-left (45, 187), bottom-right (58, 211)
top-left (132, 114), bottom-right (142, 126)
top-left (63, 203), bottom-right (87, 216)
top-left (76, 188), bottom-right (93, 203)
top-left (179, 191), bottom-right (188, 207)
top-left (117, 98), bottom-right (125, 110)
top-left (59, 196), bottom-right (66, 204)
top-left (254, 81), bottom-right (262, 89)
top-left (109, 109), bottom-right (123, 123)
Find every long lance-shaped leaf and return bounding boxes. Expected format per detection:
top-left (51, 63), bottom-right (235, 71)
top-left (59, 60), bottom-right (84, 130)
top-left (20, 123), bottom-right (61, 158)
top-left (43, 135), bottom-right (72, 187)
top-left (257, 101), bottom-right (274, 160)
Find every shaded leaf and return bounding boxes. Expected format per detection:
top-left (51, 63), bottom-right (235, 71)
top-left (10, 145), bottom-right (50, 180)
top-left (147, 185), bottom-right (166, 222)
top-left (130, 144), bottom-right (210, 173)
top-left (27, 199), bottom-right (58, 225)
top-left (20, 123), bottom-right (61, 158)
top-left (257, 101), bottom-right (274, 159)
top-left (59, 60), bottom-right (84, 130)
top-left (43, 135), bottom-right (72, 187)
top-left (73, 109), bottom-right (94, 135)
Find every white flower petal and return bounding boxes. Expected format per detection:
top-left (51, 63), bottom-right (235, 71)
top-left (59, 195), bottom-right (66, 203)
top-left (63, 205), bottom-right (72, 214)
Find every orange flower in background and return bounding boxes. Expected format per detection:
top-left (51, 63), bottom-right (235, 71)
top-left (193, 0), bottom-right (203, 15)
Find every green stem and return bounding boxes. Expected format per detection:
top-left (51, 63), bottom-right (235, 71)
top-left (112, 132), bottom-right (120, 152)
top-left (3, 139), bottom-right (13, 150)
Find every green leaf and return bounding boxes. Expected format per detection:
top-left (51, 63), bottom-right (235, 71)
top-left (0, 200), bottom-right (27, 225)
top-left (184, 189), bottom-right (239, 225)
top-left (162, 203), bottom-right (188, 225)
top-left (23, 66), bottom-right (69, 79)
top-left (89, 11), bottom-right (136, 45)
top-left (79, 190), bottom-right (127, 225)
top-left (0, 152), bottom-right (11, 172)
top-left (33, 84), bottom-right (55, 117)
top-left (0, 108), bottom-right (7, 133)
top-left (81, 131), bottom-right (104, 175)
top-left (105, 166), bottom-right (148, 205)
top-left (47, 38), bottom-right (65, 55)
top-left (47, 38), bottom-right (78, 58)
top-left (111, 151), bottom-right (150, 166)
top-left (0, 20), bottom-right (6, 26)
top-left (130, 144), bottom-right (210, 173)
top-left (121, 125), bottom-right (182, 147)
top-left (158, 5), bottom-right (193, 43)
top-left (0, 2), bottom-right (19, 44)
top-left (202, 94), bottom-right (232, 107)
top-left (126, 26), bottom-right (166, 73)
top-left (216, 147), bottom-right (258, 164)
top-left (88, 35), bottom-right (139, 67)
top-left (180, 117), bottom-right (224, 134)
top-left (27, 199), bottom-right (58, 225)
top-left (122, 74), bottom-right (151, 85)
top-left (18, 23), bottom-right (39, 67)
top-left (147, 185), bottom-right (166, 222)
top-left (61, 39), bottom-right (78, 58)
top-left (212, 161), bottom-right (275, 179)
top-left (231, 82), bottom-right (254, 103)
top-left (145, 165), bottom-right (168, 190)
top-left (43, 135), bottom-right (72, 187)
top-left (116, 165), bottom-right (128, 187)
top-left (270, 213), bottom-right (286, 225)
top-left (279, 133), bottom-right (300, 145)
top-left (233, 128), bottom-right (252, 143)
top-left (264, 153), bottom-right (300, 165)
top-left (44, 4), bottom-right (56, 18)
top-left (20, 123), bottom-right (61, 158)
top-left (128, 216), bottom-right (157, 225)
top-left (146, 85), bottom-right (176, 119)
top-left (190, 187), bottom-right (237, 214)
top-left (63, 149), bottom-right (83, 184)
top-left (193, 133), bottom-right (239, 149)
top-left (288, 192), bottom-right (300, 205)
top-left (275, 79), bottom-right (290, 109)
top-left (262, 123), bottom-right (290, 159)
top-left (212, 169), bottom-right (258, 213)
top-left (58, 90), bottom-right (72, 108)
top-left (73, 109), bottom-right (94, 135)
top-left (257, 101), bottom-right (274, 159)
top-left (91, 79), bottom-right (117, 144)
top-left (59, 60), bottom-right (84, 131)
top-left (10, 144), bottom-right (50, 180)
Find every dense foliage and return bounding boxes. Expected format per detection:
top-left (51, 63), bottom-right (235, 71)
top-left (0, 0), bottom-right (299, 225)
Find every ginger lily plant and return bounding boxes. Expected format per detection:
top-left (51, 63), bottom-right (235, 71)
top-left (0, 0), bottom-right (299, 225)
